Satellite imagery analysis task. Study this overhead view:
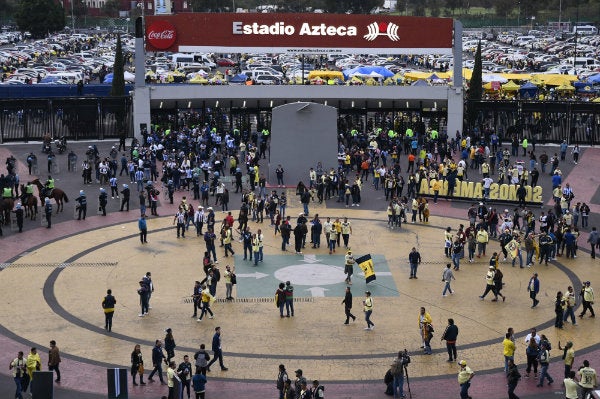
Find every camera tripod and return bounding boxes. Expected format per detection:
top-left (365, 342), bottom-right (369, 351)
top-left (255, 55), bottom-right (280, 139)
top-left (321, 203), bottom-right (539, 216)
top-left (404, 364), bottom-right (412, 399)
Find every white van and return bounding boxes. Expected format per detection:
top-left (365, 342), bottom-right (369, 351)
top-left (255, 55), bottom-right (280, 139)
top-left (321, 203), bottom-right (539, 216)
top-left (172, 53), bottom-right (195, 65)
top-left (573, 25), bottom-right (598, 35)
top-left (565, 57), bottom-right (600, 68)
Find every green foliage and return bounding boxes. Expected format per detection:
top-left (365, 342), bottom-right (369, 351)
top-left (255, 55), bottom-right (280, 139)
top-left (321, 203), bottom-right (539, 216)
top-left (15, 0), bottom-right (65, 38)
top-left (110, 34), bottom-right (125, 97)
top-left (323, 0), bottom-right (383, 13)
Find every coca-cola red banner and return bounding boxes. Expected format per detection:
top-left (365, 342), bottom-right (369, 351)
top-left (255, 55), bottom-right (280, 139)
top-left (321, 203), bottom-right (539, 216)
top-left (145, 13), bottom-right (454, 54)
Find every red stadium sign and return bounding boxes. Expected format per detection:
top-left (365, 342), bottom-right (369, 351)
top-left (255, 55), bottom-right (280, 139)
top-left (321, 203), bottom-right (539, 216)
top-left (146, 20), bottom-right (177, 50)
top-left (145, 13), bottom-right (454, 54)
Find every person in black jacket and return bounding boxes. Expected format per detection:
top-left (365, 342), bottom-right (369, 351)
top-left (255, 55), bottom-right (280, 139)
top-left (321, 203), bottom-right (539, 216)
top-left (342, 287), bottom-right (356, 324)
top-left (441, 318), bottom-right (459, 362)
top-left (101, 289), bottom-right (116, 332)
top-left (76, 190), bottom-right (87, 220)
top-left (148, 340), bottom-right (167, 384)
top-left (120, 184), bottom-right (130, 211)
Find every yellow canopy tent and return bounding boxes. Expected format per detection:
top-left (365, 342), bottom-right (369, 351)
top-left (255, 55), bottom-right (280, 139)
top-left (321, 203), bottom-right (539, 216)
top-left (429, 72), bottom-right (451, 79)
top-left (365, 77), bottom-right (378, 86)
top-left (529, 75), bottom-right (545, 86)
top-left (403, 71), bottom-right (432, 80)
top-left (502, 80), bottom-right (520, 91)
top-left (593, 97), bottom-right (600, 102)
top-left (308, 70), bottom-right (345, 81)
top-left (556, 82), bottom-right (575, 92)
top-left (543, 74), bottom-right (578, 86)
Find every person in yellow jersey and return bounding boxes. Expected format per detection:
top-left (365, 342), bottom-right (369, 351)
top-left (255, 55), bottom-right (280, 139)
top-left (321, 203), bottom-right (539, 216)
top-left (333, 218), bottom-right (342, 248)
top-left (344, 249), bottom-right (355, 284)
top-left (166, 360), bottom-right (180, 399)
top-left (418, 307), bottom-right (432, 348)
top-left (503, 332), bottom-right (516, 375)
top-left (457, 360), bottom-right (474, 399)
top-left (558, 341), bottom-right (575, 379)
top-left (363, 291), bottom-right (374, 330)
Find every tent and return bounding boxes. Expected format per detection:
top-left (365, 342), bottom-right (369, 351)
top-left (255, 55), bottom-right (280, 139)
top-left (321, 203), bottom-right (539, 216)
top-left (483, 81), bottom-right (501, 91)
top-left (308, 70), bottom-right (345, 80)
top-left (588, 74), bottom-right (600, 84)
top-left (556, 82), bottom-right (575, 92)
top-left (528, 75), bottom-right (545, 86)
top-left (411, 79), bottom-right (430, 86)
top-left (482, 74), bottom-right (508, 84)
top-left (577, 85), bottom-right (597, 94)
top-left (502, 80), bottom-right (520, 91)
top-left (519, 81), bottom-right (538, 98)
top-left (229, 74), bottom-right (248, 83)
top-left (343, 66), bottom-right (394, 79)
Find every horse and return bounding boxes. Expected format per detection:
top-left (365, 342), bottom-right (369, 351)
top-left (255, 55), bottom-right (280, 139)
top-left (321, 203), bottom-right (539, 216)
top-left (31, 179), bottom-right (69, 213)
top-left (20, 184), bottom-right (38, 220)
top-left (0, 197), bottom-right (14, 225)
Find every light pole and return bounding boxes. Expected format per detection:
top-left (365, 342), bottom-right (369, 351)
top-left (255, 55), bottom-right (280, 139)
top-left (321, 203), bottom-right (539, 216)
top-left (558, 0), bottom-right (562, 32)
top-left (71, 0), bottom-right (75, 32)
top-left (517, 1), bottom-right (521, 29)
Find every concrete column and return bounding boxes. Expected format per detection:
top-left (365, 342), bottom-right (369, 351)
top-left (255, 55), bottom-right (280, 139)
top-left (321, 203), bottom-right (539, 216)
top-left (449, 19), bottom-right (464, 136)
top-left (132, 87), bottom-right (151, 143)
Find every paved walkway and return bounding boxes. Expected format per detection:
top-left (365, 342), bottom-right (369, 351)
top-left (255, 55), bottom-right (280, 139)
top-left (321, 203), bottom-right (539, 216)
top-left (0, 142), bottom-right (599, 399)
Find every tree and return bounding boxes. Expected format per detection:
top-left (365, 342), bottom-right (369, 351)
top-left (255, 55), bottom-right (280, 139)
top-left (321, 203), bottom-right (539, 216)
top-left (493, 0), bottom-right (516, 17)
top-left (111, 34), bottom-right (125, 97)
top-left (323, 0), bottom-right (382, 13)
top-left (15, 0), bottom-right (64, 38)
top-left (467, 41), bottom-right (483, 129)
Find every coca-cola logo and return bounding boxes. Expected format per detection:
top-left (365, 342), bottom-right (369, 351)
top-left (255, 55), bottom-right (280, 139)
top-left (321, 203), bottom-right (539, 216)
top-left (146, 21), bottom-right (177, 50)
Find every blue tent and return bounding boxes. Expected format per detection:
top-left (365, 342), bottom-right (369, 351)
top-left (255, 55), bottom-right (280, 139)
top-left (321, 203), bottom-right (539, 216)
top-left (343, 66), bottom-right (394, 79)
top-left (587, 74), bottom-right (600, 84)
top-left (103, 73), bottom-right (113, 84)
top-left (519, 81), bottom-right (538, 98)
top-left (411, 79), bottom-right (429, 86)
top-left (229, 74), bottom-right (248, 83)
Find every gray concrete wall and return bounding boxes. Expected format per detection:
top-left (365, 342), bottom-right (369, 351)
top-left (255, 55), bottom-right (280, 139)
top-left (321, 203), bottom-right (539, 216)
top-left (268, 102), bottom-right (338, 188)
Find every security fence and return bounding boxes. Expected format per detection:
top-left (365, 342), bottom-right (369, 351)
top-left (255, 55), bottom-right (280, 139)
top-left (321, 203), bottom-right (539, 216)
top-left (0, 96), bottom-right (132, 143)
top-left (468, 100), bottom-right (600, 145)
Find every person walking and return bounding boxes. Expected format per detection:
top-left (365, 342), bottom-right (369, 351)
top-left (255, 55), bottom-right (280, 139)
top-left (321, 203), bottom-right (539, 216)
top-left (164, 328), bottom-right (176, 363)
top-left (563, 286), bottom-right (577, 325)
top-left (119, 184), bottom-right (130, 211)
top-left (479, 266), bottom-right (499, 301)
top-left (131, 344), bottom-right (146, 386)
top-left (207, 327), bottom-right (228, 372)
top-left (442, 263), bottom-right (455, 296)
top-left (148, 340), bottom-right (167, 384)
top-left (197, 284), bottom-right (214, 321)
top-left (506, 359), bottom-right (521, 399)
top-left (441, 318), bottom-right (459, 362)
top-left (408, 247), bottom-right (422, 279)
top-left (48, 340), bottom-right (61, 383)
top-left (579, 281), bottom-right (595, 318)
top-left (193, 344), bottom-right (210, 376)
top-left (363, 291), bottom-right (375, 330)
top-left (457, 360), bottom-right (474, 399)
top-left (10, 351), bottom-right (26, 399)
top-left (536, 341), bottom-right (554, 387)
top-left (276, 364), bottom-right (289, 399)
top-left (138, 214), bottom-right (148, 244)
top-left (341, 217), bottom-right (352, 248)
top-left (174, 207), bottom-right (186, 238)
top-left (341, 286), bottom-right (356, 324)
top-left (102, 289), bottom-right (116, 332)
top-left (344, 249), bottom-right (355, 284)
top-left (528, 273), bottom-right (540, 308)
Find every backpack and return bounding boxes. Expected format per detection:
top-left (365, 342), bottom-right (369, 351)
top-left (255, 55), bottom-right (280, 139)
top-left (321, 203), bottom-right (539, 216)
top-left (391, 359), bottom-right (403, 376)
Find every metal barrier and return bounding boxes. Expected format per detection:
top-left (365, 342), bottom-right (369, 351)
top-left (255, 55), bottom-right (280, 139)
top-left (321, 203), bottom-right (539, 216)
top-left (0, 96), bottom-right (132, 142)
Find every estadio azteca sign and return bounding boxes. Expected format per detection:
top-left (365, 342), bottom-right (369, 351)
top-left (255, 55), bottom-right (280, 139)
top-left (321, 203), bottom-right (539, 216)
top-left (145, 13), bottom-right (453, 54)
